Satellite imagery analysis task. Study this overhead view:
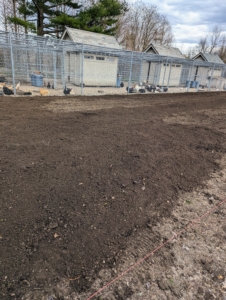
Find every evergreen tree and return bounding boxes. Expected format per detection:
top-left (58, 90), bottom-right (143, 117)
top-left (52, 0), bottom-right (128, 36)
top-left (9, 0), bottom-right (81, 36)
top-left (8, 0), bottom-right (127, 37)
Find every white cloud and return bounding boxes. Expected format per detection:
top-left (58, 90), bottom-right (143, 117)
top-left (134, 0), bottom-right (226, 49)
top-left (173, 24), bottom-right (209, 43)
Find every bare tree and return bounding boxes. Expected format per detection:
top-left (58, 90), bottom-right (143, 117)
top-left (0, 0), bottom-right (24, 32)
top-left (156, 15), bottom-right (173, 46)
top-left (184, 47), bottom-right (197, 59)
top-left (0, 0), bottom-right (11, 31)
top-left (196, 25), bottom-right (226, 63)
top-left (198, 35), bottom-right (209, 53)
top-left (218, 34), bottom-right (226, 63)
top-left (209, 25), bottom-right (222, 53)
top-left (197, 25), bottom-right (223, 54)
top-left (116, 1), bottom-right (173, 51)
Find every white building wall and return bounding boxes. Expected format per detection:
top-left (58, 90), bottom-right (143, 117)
top-left (140, 61), bottom-right (149, 83)
top-left (65, 52), bottom-right (81, 85)
top-left (148, 62), bottom-right (158, 85)
top-left (159, 63), bottom-right (182, 86)
top-left (190, 66), bottom-right (223, 87)
top-left (170, 65), bottom-right (182, 86)
top-left (192, 63), bottom-right (223, 87)
top-left (85, 54), bottom-right (118, 86)
top-left (65, 52), bottom-right (118, 86)
top-left (64, 52), bottom-right (70, 81)
top-left (159, 63), bottom-right (170, 86)
top-left (197, 66), bottom-right (209, 85)
top-left (212, 69), bottom-right (222, 77)
top-left (190, 66), bottom-right (207, 86)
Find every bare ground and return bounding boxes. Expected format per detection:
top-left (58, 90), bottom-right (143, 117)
top-left (0, 92), bottom-right (226, 300)
top-left (8, 82), bottom-right (225, 97)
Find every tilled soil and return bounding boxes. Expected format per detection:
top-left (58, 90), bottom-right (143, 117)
top-left (0, 92), bottom-right (226, 300)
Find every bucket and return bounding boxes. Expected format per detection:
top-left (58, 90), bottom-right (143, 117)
top-left (35, 74), bottom-right (43, 87)
top-left (30, 73), bottom-right (43, 87)
top-left (30, 74), bottom-right (36, 86)
top-left (186, 80), bottom-right (191, 87)
top-left (116, 76), bottom-right (121, 88)
top-left (190, 81), bottom-right (196, 88)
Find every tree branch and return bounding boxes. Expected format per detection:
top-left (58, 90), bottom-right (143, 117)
top-left (31, 0), bottom-right (40, 11)
top-left (48, 1), bottom-right (71, 10)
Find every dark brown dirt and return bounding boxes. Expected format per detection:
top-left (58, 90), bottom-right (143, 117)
top-left (0, 92), bottom-right (226, 299)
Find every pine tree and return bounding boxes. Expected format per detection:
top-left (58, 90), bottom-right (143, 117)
top-left (52, 0), bottom-right (128, 36)
top-left (9, 0), bottom-right (81, 36)
top-left (8, 0), bottom-right (127, 37)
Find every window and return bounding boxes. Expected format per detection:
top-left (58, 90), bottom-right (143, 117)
top-left (106, 57), bottom-right (115, 62)
top-left (163, 63), bottom-right (169, 66)
top-left (176, 65), bottom-right (181, 67)
top-left (96, 56), bottom-right (105, 61)
top-left (84, 55), bottom-right (94, 59)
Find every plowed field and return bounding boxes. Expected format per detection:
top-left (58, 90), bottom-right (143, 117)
top-left (0, 92), bottom-right (226, 300)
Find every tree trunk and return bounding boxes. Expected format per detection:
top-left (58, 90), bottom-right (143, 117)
top-left (22, 0), bottom-right (28, 34)
top-left (37, 8), bottom-right (44, 36)
top-left (3, 3), bottom-right (8, 31)
top-left (12, 0), bottom-right (17, 32)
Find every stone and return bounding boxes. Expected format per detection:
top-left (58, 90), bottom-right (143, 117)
top-left (49, 223), bottom-right (58, 229)
top-left (204, 291), bottom-right (214, 300)
top-left (157, 279), bottom-right (169, 291)
top-left (197, 287), bottom-right (204, 294)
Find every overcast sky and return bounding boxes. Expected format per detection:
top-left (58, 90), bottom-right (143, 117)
top-left (147, 0), bottom-right (226, 51)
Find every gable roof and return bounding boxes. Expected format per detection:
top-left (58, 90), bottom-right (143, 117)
top-left (61, 27), bottom-right (122, 49)
top-left (144, 43), bottom-right (184, 59)
top-left (192, 52), bottom-right (224, 64)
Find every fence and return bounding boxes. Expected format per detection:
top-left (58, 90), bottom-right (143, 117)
top-left (0, 30), bottom-right (226, 96)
